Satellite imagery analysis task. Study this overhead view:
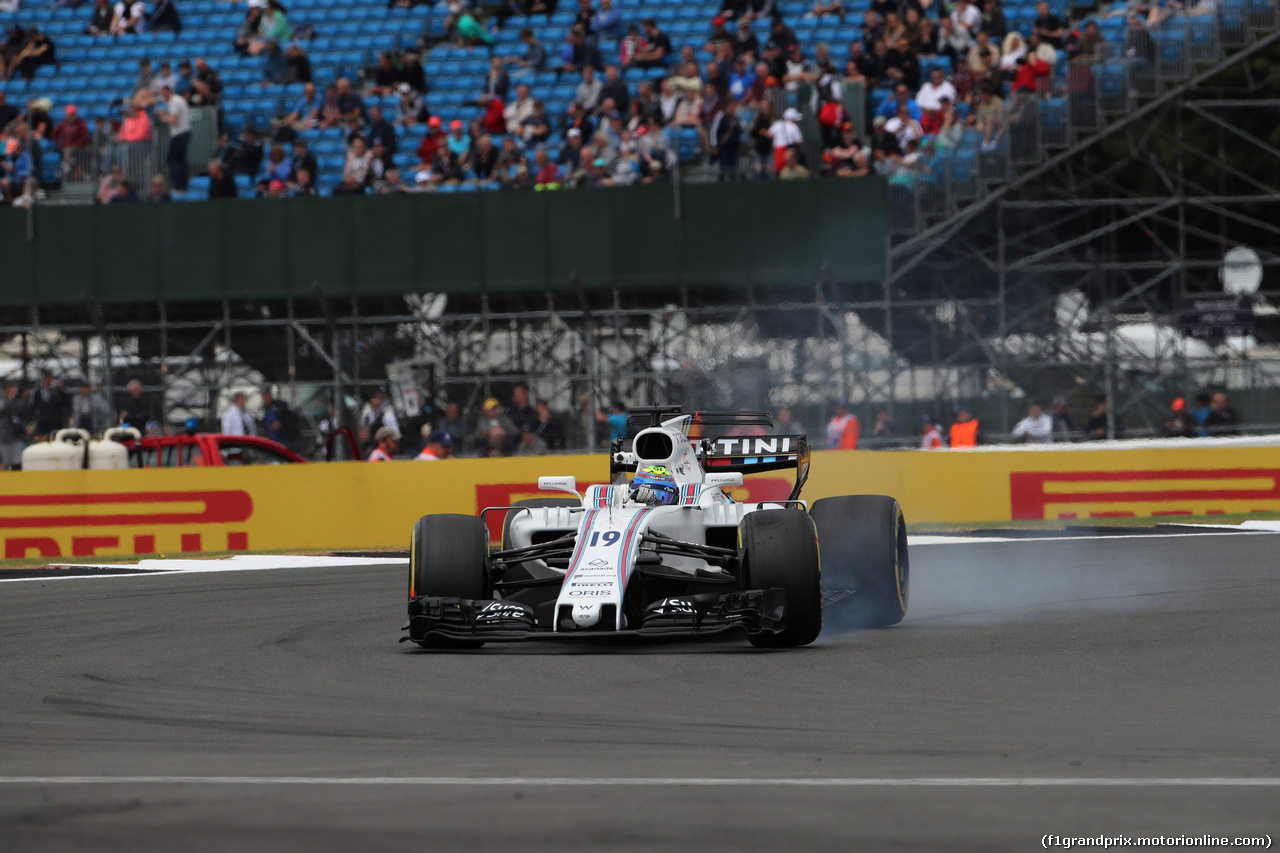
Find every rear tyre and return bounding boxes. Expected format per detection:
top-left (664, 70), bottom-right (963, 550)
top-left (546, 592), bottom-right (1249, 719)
top-left (738, 509), bottom-right (823, 647)
top-left (410, 513), bottom-right (491, 649)
top-left (809, 495), bottom-right (908, 628)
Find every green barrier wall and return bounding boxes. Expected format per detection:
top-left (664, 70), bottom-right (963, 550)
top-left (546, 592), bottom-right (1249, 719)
top-left (0, 178), bottom-right (887, 306)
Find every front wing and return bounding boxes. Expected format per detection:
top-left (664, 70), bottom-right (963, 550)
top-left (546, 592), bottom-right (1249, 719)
top-left (402, 588), bottom-right (788, 643)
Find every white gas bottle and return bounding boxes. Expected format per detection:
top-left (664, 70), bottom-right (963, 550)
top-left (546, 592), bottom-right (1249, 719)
top-left (21, 429), bottom-right (90, 471)
top-left (88, 427), bottom-right (139, 470)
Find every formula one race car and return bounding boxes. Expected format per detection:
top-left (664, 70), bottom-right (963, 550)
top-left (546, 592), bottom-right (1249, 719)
top-left (402, 406), bottom-right (908, 648)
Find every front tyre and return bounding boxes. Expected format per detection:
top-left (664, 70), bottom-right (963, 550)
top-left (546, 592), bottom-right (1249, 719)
top-left (809, 495), bottom-right (908, 628)
top-left (409, 513), bottom-right (491, 649)
top-left (738, 509), bottom-right (823, 647)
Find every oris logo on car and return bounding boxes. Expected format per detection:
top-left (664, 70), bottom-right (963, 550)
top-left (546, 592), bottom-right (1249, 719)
top-left (568, 590), bottom-right (611, 597)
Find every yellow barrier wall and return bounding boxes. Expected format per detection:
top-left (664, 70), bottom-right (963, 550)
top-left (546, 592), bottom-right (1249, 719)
top-left (4, 444), bottom-right (1280, 558)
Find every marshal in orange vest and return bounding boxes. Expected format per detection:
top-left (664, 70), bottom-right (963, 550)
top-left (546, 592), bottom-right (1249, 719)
top-left (950, 418), bottom-right (979, 448)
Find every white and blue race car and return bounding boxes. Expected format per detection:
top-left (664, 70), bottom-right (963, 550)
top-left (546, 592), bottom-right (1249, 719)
top-left (402, 407), bottom-right (908, 648)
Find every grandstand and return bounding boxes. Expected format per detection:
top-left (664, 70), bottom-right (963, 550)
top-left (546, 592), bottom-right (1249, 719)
top-left (4, 0), bottom-right (1267, 208)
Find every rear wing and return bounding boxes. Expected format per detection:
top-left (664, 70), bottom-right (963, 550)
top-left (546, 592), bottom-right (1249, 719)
top-left (610, 407), bottom-right (811, 501)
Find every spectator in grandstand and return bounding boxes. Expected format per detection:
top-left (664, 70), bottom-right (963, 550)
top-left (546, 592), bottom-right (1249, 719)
top-left (29, 371), bottom-right (68, 438)
top-left (770, 407), bottom-right (805, 437)
top-left (291, 168), bottom-right (317, 195)
top-left (434, 402), bottom-right (468, 452)
top-left (144, 173), bottom-right (170, 201)
top-left (220, 392), bottom-right (254, 436)
top-left (368, 52), bottom-right (400, 96)
top-left (280, 42), bottom-right (311, 84)
top-left (916, 66), bottom-right (957, 120)
top-left (119, 379), bottom-right (158, 428)
top-left (87, 0), bottom-right (114, 35)
top-left (52, 105), bottom-right (91, 151)
top-left (1011, 402), bottom-right (1054, 443)
top-left (511, 423), bottom-right (549, 455)
top-left (593, 0), bottom-right (624, 42)
top-left (505, 28), bottom-right (547, 81)
top-left (207, 158), bottom-right (237, 198)
top-left (358, 388), bottom-right (399, 451)
top-left (530, 147), bottom-right (558, 186)
top-left (629, 18), bottom-right (671, 69)
top-left (1124, 13), bottom-right (1155, 62)
top-left (1204, 391), bottom-right (1241, 436)
top-left (709, 99), bottom-right (743, 180)
top-left (249, 2), bottom-right (290, 55)
top-left (393, 83), bottom-right (427, 133)
top-left (156, 84), bottom-right (190, 192)
top-left (766, 107), bottom-right (804, 176)
top-left (261, 144), bottom-right (289, 183)
top-left (70, 379), bottom-right (115, 434)
top-left (528, 400), bottom-right (564, 450)
top-left (279, 82), bottom-right (321, 134)
top-left (414, 115), bottom-right (445, 165)
top-left (397, 52), bottom-right (427, 95)
top-left (573, 65), bottom-right (603, 111)
top-left (285, 138), bottom-right (316, 182)
top-left (886, 101), bottom-right (923, 151)
top-left (95, 163), bottom-right (123, 204)
top-left (472, 397), bottom-right (516, 451)
top-left (366, 106), bottom-right (397, 155)
top-left (1071, 19), bottom-right (1106, 59)
top-left (506, 383), bottom-right (538, 433)
top-left (333, 78), bottom-right (366, 128)
top-left (974, 81), bottom-right (1006, 151)
top-left (193, 57), bottom-right (223, 99)
top-left (1085, 394), bottom-right (1123, 440)
top-left (149, 60), bottom-right (178, 94)
top-left (342, 136), bottom-right (372, 187)
top-left (147, 0), bottom-right (181, 34)
top-left (174, 59), bottom-right (194, 97)
top-left (368, 139), bottom-right (395, 186)
top-left (1034, 1), bottom-right (1066, 49)
top-left (967, 32), bottom-right (1001, 73)
top-left (0, 380), bottom-right (23, 470)
top-left (2, 27), bottom-right (53, 84)
top-left (0, 25), bottom-right (25, 81)
top-left (826, 122), bottom-right (868, 177)
top-left (1048, 395), bottom-right (1074, 439)
top-left (599, 65), bottom-right (629, 111)
top-left (450, 5), bottom-right (494, 48)
top-left (877, 83), bottom-right (922, 122)
top-left (101, 98), bottom-right (152, 173)
top-left (1010, 47), bottom-right (1051, 93)
top-left (111, 0), bottom-right (147, 35)
top-left (477, 54), bottom-right (509, 104)
top-left (777, 145), bottom-right (808, 179)
top-left (501, 83), bottom-right (534, 134)
top-left (1162, 397), bottom-right (1198, 439)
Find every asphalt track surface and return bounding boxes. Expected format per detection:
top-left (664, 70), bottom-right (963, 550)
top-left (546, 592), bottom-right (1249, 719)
top-left (2, 533), bottom-right (1278, 851)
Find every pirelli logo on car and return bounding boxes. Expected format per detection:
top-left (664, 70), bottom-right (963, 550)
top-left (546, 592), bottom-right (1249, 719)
top-left (0, 490), bottom-right (255, 558)
top-left (1009, 469), bottom-right (1280, 520)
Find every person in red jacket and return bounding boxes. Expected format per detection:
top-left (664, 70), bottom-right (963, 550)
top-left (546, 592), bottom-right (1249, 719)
top-left (1010, 51), bottom-right (1051, 94)
top-left (52, 104), bottom-right (91, 150)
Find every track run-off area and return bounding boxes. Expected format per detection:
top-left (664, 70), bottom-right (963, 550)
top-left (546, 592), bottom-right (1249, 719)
top-left (1, 529), bottom-right (1277, 851)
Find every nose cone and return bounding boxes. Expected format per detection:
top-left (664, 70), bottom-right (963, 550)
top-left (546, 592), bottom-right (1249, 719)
top-left (572, 603), bottom-right (603, 628)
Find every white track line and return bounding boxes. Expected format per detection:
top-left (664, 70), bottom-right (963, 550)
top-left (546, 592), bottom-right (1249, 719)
top-left (0, 776), bottom-right (1276, 787)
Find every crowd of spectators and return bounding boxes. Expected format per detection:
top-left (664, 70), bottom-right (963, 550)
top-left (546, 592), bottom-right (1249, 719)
top-left (0, 0), bottom-right (1201, 202)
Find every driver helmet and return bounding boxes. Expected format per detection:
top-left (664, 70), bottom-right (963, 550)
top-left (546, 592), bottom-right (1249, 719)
top-left (632, 465), bottom-right (679, 505)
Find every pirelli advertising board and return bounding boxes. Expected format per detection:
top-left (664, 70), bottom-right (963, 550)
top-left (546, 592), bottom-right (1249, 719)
top-left (2, 442), bottom-right (1279, 559)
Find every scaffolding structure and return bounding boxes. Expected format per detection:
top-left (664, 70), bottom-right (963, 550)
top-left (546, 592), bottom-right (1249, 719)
top-left (6, 18), bottom-right (1280, 447)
